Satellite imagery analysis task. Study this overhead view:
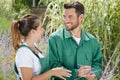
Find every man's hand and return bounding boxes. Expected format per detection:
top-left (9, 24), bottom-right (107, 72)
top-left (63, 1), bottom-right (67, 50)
top-left (84, 71), bottom-right (95, 80)
top-left (77, 66), bottom-right (91, 77)
top-left (77, 66), bottom-right (95, 80)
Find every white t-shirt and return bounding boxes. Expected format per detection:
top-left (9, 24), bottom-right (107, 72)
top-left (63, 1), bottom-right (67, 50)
top-left (15, 43), bottom-right (43, 79)
top-left (72, 36), bottom-right (81, 45)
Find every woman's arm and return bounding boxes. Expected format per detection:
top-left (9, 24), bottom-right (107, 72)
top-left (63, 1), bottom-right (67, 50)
top-left (20, 67), bottom-right (71, 80)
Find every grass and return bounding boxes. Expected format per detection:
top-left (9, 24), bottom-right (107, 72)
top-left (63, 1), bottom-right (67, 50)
top-left (0, 16), bottom-right (11, 31)
top-left (0, 70), bottom-right (16, 80)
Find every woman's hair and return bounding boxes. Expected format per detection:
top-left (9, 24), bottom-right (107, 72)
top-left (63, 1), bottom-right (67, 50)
top-left (11, 14), bottom-right (41, 50)
top-left (64, 1), bottom-right (84, 16)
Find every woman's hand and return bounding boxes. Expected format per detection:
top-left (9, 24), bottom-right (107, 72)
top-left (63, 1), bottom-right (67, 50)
top-left (51, 67), bottom-right (71, 80)
top-left (20, 67), bottom-right (71, 80)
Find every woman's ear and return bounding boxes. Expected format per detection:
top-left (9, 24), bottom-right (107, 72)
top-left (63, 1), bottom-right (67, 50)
top-left (29, 29), bottom-right (36, 35)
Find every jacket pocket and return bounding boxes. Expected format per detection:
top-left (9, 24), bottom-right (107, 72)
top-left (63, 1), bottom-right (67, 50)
top-left (62, 50), bottom-right (74, 68)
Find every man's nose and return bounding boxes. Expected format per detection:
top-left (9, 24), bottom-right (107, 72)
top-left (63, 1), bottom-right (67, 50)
top-left (64, 17), bottom-right (70, 23)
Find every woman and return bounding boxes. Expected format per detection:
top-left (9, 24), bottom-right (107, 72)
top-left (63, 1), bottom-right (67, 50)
top-left (11, 14), bottom-right (71, 80)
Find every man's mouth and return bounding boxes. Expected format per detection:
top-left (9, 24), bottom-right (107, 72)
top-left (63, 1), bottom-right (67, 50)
top-left (66, 23), bottom-right (72, 26)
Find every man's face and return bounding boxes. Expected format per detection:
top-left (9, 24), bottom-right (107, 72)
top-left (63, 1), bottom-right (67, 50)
top-left (63, 8), bottom-right (80, 31)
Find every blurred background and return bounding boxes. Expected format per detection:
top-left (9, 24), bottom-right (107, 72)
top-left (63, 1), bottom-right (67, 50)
top-left (0, 0), bottom-right (120, 80)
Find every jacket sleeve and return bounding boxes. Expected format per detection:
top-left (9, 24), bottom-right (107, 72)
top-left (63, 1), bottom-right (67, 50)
top-left (40, 35), bottom-right (61, 74)
top-left (47, 36), bottom-right (63, 68)
top-left (92, 39), bottom-right (103, 78)
top-left (45, 35), bottom-right (64, 79)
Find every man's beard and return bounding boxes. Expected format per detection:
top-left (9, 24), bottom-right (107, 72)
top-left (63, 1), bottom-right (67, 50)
top-left (66, 21), bottom-right (79, 31)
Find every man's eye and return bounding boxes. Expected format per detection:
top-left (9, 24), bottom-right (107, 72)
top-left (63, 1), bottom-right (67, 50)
top-left (63, 15), bottom-right (66, 18)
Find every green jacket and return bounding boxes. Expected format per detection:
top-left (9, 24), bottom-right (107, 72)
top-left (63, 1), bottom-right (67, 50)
top-left (42, 27), bottom-right (103, 80)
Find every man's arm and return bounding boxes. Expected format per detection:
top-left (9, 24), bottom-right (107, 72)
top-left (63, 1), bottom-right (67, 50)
top-left (92, 41), bottom-right (103, 78)
top-left (47, 36), bottom-right (62, 68)
top-left (45, 36), bottom-right (64, 79)
top-left (40, 35), bottom-right (62, 74)
top-left (77, 39), bottom-right (103, 80)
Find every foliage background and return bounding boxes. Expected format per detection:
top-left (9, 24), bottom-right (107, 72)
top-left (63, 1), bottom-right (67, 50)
top-left (0, 0), bottom-right (120, 80)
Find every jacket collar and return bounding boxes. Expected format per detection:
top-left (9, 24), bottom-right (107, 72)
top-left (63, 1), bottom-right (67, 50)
top-left (64, 27), bottom-right (90, 41)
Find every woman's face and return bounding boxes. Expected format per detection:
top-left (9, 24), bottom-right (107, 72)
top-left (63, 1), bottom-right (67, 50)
top-left (31, 20), bottom-right (45, 41)
top-left (36, 23), bottom-right (45, 40)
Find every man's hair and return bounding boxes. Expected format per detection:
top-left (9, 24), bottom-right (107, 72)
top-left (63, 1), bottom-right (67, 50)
top-left (64, 1), bottom-right (84, 16)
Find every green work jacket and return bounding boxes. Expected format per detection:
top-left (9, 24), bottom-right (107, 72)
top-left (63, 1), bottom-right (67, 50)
top-left (42, 27), bottom-right (103, 80)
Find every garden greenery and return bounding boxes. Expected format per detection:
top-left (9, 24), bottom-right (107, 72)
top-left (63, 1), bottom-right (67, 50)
top-left (0, 0), bottom-right (120, 80)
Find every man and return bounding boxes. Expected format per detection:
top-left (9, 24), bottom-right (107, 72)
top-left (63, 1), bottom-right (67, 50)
top-left (45, 1), bottom-right (103, 80)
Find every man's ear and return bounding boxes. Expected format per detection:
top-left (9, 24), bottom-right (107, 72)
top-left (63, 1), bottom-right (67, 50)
top-left (79, 14), bottom-right (84, 22)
